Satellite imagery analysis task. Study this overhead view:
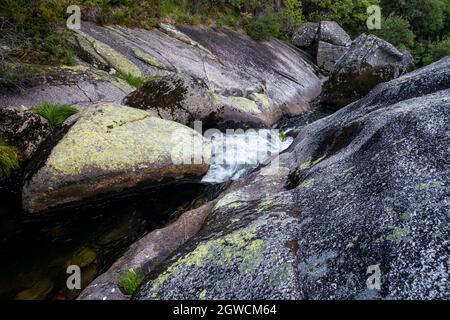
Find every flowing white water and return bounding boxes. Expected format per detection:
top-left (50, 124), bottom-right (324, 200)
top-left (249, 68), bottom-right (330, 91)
top-left (202, 129), bottom-right (293, 184)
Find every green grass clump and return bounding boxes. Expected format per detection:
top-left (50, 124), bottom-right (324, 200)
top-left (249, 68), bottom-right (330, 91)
top-left (124, 75), bottom-right (146, 88)
top-left (0, 137), bottom-right (20, 181)
top-left (33, 102), bottom-right (79, 128)
top-left (278, 131), bottom-right (287, 142)
top-left (118, 269), bottom-right (144, 296)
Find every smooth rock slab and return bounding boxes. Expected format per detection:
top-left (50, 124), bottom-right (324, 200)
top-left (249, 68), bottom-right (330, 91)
top-left (22, 103), bottom-right (211, 213)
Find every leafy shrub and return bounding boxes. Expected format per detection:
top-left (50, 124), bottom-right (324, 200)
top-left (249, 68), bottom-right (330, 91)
top-left (118, 269), bottom-right (144, 295)
top-left (423, 36), bottom-right (450, 65)
top-left (249, 13), bottom-right (281, 41)
top-left (371, 15), bottom-right (415, 49)
top-left (0, 137), bottom-right (20, 181)
top-left (33, 102), bottom-right (79, 128)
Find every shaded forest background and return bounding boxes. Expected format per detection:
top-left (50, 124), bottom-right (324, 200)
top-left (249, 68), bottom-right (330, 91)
top-left (0, 0), bottom-right (449, 74)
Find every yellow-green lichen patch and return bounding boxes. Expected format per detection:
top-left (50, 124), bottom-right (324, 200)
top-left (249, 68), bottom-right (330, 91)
top-left (45, 104), bottom-right (209, 176)
top-left (346, 235), bottom-right (359, 249)
top-left (226, 96), bottom-right (261, 114)
top-left (255, 197), bottom-right (278, 213)
top-left (148, 226), bottom-right (265, 297)
top-left (60, 65), bottom-right (90, 73)
top-left (253, 93), bottom-right (270, 109)
top-left (387, 227), bottom-right (411, 243)
top-left (74, 30), bottom-right (142, 78)
top-left (132, 48), bottom-right (167, 70)
top-left (298, 155), bottom-right (325, 171)
top-left (268, 263), bottom-right (294, 288)
top-left (297, 178), bottom-right (316, 190)
top-left (339, 166), bottom-right (356, 177)
top-left (214, 191), bottom-right (243, 210)
top-left (414, 181), bottom-right (441, 191)
top-left (199, 289), bottom-right (207, 299)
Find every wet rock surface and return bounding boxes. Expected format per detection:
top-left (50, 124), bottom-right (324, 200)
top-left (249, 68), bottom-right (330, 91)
top-left (22, 103), bottom-right (211, 213)
top-left (134, 57), bottom-right (450, 300)
top-left (321, 34), bottom-right (415, 108)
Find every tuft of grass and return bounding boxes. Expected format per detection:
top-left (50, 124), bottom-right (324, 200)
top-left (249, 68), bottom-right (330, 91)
top-left (278, 131), bottom-right (287, 142)
top-left (118, 269), bottom-right (144, 296)
top-left (33, 102), bottom-right (79, 128)
top-left (124, 75), bottom-right (146, 88)
top-left (0, 136), bottom-right (20, 181)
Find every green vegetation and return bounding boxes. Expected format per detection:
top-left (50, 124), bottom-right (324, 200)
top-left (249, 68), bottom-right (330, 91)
top-left (0, 137), bottom-right (20, 181)
top-left (249, 13), bottom-right (282, 41)
top-left (423, 36), bottom-right (450, 65)
top-left (278, 131), bottom-right (287, 142)
top-left (123, 75), bottom-right (146, 88)
top-left (118, 269), bottom-right (144, 295)
top-left (33, 103), bottom-right (79, 128)
top-left (0, 0), bottom-right (448, 77)
top-left (371, 14), bottom-right (415, 49)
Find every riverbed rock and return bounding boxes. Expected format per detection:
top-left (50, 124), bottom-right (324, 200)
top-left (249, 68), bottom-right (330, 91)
top-left (22, 103), bottom-right (211, 213)
top-left (72, 22), bottom-right (322, 128)
top-left (78, 200), bottom-right (218, 300)
top-left (0, 106), bottom-right (51, 162)
top-left (321, 34), bottom-right (415, 108)
top-left (134, 56), bottom-right (450, 300)
top-left (0, 65), bottom-right (134, 109)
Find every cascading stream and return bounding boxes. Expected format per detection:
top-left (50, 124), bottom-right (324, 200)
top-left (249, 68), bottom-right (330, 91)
top-left (202, 129), bottom-right (293, 184)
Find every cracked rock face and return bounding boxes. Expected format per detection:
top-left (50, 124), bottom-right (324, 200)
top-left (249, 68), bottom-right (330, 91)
top-left (316, 21), bottom-right (352, 72)
top-left (134, 57), bottom-right (450, 300)
top-left (22, 103), bottom-right (211, 213)
top-left (321, 34), bottom-right (415, 108)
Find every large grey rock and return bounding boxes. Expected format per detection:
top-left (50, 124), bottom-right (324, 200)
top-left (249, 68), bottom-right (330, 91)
top-left (317, 21), bottom-right (351, 46)
top-left (316, 21), bottom-right (352, 72)
top-left (72, 23), bottom-right (323, 127)
top-left (321, 34), bottom-right (415, 108)
top-left (0, 106), bottom-right (51, 162)
top-left (22, 103), bottom-right (211, 213)
top-left (123, 73), bottom-right (282, 129)
top-left (134, 56), bottom-right (450, 300)
top-left (292, 22), bottom-right (319, 48)
top-left (0, 65), bottom-right (134, 109)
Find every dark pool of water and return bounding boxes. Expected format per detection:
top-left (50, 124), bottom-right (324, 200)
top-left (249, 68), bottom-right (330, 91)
top-left (0, 182), bottom-right (205, 300)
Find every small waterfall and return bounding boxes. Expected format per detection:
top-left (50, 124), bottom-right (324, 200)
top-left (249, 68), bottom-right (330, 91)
top-left (202, 129), bottom-right (293, 184)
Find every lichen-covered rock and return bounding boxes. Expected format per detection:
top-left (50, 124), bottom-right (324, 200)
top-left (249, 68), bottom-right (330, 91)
top-left (321, 34), bottom-right (415, 108)
top-left (78, 200), bottom-right (218, 300)
top-left (292, 22), bottom-right (319, 48)
top-left (0, 106), bottom-right (51, 162)
top-left (134, 57), bottom-right (450, 300)
top-left (0, 65), bottom-right (134, 109)
top-left (73, 22), bottom-right (322, 127)
top-left (124, 73), bottom-right (280, 129)
top-left (22, 103), bottom-right (211, 213)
